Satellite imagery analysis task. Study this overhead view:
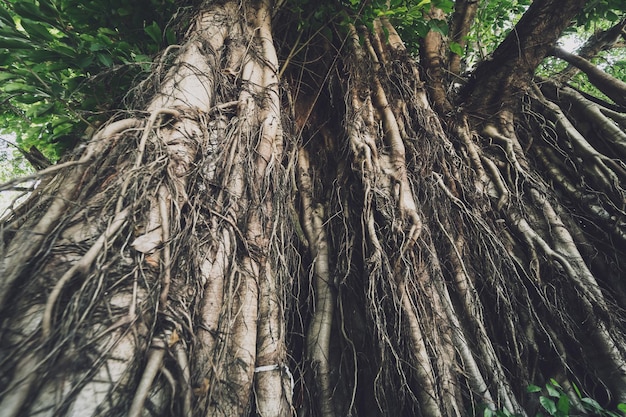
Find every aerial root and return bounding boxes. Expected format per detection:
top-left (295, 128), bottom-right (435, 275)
top-left (173, 342), bottom-right (193, 417)
top-left (481, 155), bottom-right (509, 209)
top-left (535, 87), bottom-right (623, 192)
top-left (556, 85), bottom-right (626, 162)
top-left (398, 279), bottom-right (444, 417)
top-left (136, 108), bottom-right (181, 168)
top-left (482, 124), bottom-right (527, 179)
top-left (128, 337), bottom-right (167, 417)
top-left (298, 148), bottom-right (336, 417)
top-left (0, 352), bottom-right (39, 417)
top-left (157, 185), bottom-right (172, 308)
top-left (42, 207), bottom-right (130, 338)
top-left (434, 220), bottom-right (496, 409)
top-left (0, 139), bottom-right (104, 309)
top-left (530, 190), bottom-right (607, 299)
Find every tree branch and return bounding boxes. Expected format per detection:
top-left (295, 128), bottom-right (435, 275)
top-left (552, 46), bottom-right (626, 107)
top-left (463, 0), bottom-right (586, 116)
top-left (448, 0), bottom-right (479, 76)
top-left (556, 18), bottom-right (626, 82)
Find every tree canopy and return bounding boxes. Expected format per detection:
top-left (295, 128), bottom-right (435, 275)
top-left (2, 0), bottom-right (624, 160)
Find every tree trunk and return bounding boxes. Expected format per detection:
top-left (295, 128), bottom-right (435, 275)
top-left (2, 1), bottom-right (626, 417)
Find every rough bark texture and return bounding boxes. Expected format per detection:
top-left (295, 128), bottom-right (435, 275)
top-left (463, 0), bottom-right (587, 115)
top-left (2, 1), bottom-right (626, 417)
top-left (447, 0), bottom-right (478, 76)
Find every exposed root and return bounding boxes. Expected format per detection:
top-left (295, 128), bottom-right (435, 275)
top-left (157, 186), bottom-right (171, 308)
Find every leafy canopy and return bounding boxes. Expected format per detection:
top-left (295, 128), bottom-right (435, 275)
top-left (1, 0), bottom-right (625, 162)
top-left (0, 0), bottom-right (193, 159)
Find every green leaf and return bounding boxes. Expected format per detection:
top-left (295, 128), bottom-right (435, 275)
top-left (13, 1), bottom-right (52, 24)
top-left (76, 54), bottom-right (94, 69)
top-left (449, 41), bottom-right (463, 56)
top-left (527, 384), bottom-right (542, 393)
top-left (98, 27), bottom-right (118, 36)
top-left (581, 397), bottom-right (603, 412)
top-left (97, 53), bottom-right (113, 67)
top-left (433, 0), bottom-right (454, 13)
top-left (144, 21), bottom-right (161, 45)
top-left (14, 94), bottom-right (44, 103)
top-left (49, 43), bottom-right (77, 58)
top-left (20, 19), bottom-right (54, 41)
top-left (4, 82), bottom-right (38, 93)
top-left (549, 379), bottom-right (562, 389)
top-left (0, 72), bottom-right (19, 82)
top-left (617, 403), bottom-right (626, 414)
top-left (0, 36), bottom-right (33, 49)
top-left (0, 7), bottom-right (15, 25)
top-left (37, 0), bottom-right (57, 18)
top-left (540, 396), bottom-right (557, 416)
top-left (165, 28), bottom-right (176, 45)
top-left (556, 395), bottom-right (569, 416)
top-left (33, 102), bottom-right (55, 117)
top-left (546, 383), bottom-right (560, 398)
top-left (606, 11), bottom-right (619, 21)
top-left (89, 42), bottom-right (106, 52)
top-left (428, 19), bottom-right (448, 36)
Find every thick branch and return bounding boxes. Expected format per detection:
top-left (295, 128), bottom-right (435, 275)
top-left (553, 47), bottom-right (626, 107)
top-left (557, 18), bottom-right (626, 82)
top-left (448, 0), bottom-right (479, 76)
top-left (420, 6), bottom-right (453, 114)
top-left (463, 0), bottom-right (586, 115)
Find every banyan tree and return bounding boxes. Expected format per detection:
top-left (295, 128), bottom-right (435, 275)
top-left (1, 0), bottom-right (626, 416)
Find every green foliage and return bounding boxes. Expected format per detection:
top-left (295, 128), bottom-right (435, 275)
top-left (338, 0), bottom-right (452, 51)
top-left (482, 380), bottom-right (626, 417)
top-left (577, 0), bottom-right (625, 29)
top-left (0, 0), bottom-right (191, 160)
top-left (464, 0), bottom-right (531, 68)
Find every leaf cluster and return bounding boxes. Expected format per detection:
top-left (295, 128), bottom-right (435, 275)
top-left (527, 379), bottom-right (626, 417)
top-left (481, 380), bottom-right (626, 417)
top-left (338, 0), bottom-right (452, 51)
top-left (576, 0), bottom-right (625, 29)
top-left (0, 0), bottom-right (191, 159)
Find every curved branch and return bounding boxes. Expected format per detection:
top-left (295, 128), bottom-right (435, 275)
top-left (553, 47), bottom-right (626, 107)
top-left (557, 18), bottom-right (626, 82)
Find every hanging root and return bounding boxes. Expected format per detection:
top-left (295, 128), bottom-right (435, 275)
top-left (42, 208), bottom-right (129, 338)
top-left (128, 338), bottom-right (166, 417)
top-left (298, 148), bottom-right (336, 417)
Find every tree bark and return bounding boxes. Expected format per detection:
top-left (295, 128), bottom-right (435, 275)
top-left (463, 0), bottom-right (587, 115)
